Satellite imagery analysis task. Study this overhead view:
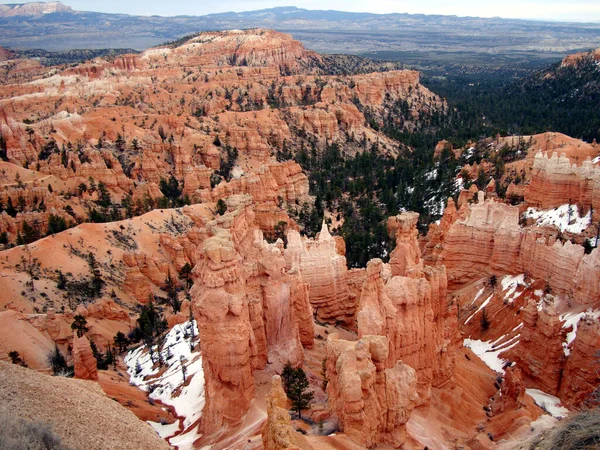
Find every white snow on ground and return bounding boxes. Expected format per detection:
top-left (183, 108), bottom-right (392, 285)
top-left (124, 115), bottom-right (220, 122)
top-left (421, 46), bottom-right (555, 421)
top-left (470, 287), bottom-right (486, 306)
top-left (455, 177), bottom-right (465, 191)
top-left (464, 333), bottom-right (520, 374)
top-left (465, 294), bottom-right (493, 324)
top-left (464, 147), bottom-right (475, 160)
top-left (501, 274), bottom-right (526, 304)
top-left (523, 204), bottom-right (591, 234)
top-left (559, 309), bottom-right (600, 356)
top-left (526, 389), bottom-right (570, 419)
top-left (425, 168), bottom-right (438, 181)
top-left (125, 321), bottom-right (204, 450)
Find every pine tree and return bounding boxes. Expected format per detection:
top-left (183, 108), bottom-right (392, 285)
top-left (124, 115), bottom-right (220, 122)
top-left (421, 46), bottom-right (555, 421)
top-left (281, 362), bottom-right (314, 420)
top-left (71, 314), bottom-right (89, 338)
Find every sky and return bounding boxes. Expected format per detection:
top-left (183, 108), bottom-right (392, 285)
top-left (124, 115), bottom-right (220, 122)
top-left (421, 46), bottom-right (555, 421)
top-left (5, 0), bottom-right (600, 23)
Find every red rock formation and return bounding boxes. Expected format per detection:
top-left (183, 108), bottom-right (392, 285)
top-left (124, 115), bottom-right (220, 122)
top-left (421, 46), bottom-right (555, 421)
top-left (559, 316), bottom-right (600, 407)
top-left (358, 213), bottom-right (457, 400)
top-left (492, 366), bottom-right (527, 414)
top-left (509, 300), bottom-right (566, 395)
top-left (429, 192), bottom-right (600, 305)
top-left (191, 234), bottom-right (256, 435)
top-left (189, 199), bottom-right (313, 438)
top-left (524, 151), bottom-right (600, 215)
top-left (285, 222), bottom-right (353, 324)
top-left (261, 375), bottom-right (313, 450)
top-left (387, 212), bottom-right (423, 277)
top-left (72, 333), bottom-right (98, 381)
top-left (326, 334), bottom-right (418, 448)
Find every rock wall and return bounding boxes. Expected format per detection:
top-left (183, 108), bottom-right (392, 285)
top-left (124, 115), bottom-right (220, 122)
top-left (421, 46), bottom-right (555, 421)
top-left (325, 334), bottom-right (417, 448)
top-left (285, 222), bottom-right (353, 324)
top-left (429, 191), bottom-right (600, 305)
top-left (559, 317), bottom-right (600, 407)
top-left (524, 151), bottom-right (600, 216)
top-left (357, 213), bottom-right (457, 401)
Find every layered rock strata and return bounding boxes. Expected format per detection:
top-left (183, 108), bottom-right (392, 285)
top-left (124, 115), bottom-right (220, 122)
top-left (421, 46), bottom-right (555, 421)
top-left (325, 334), bottom-right (418, 448)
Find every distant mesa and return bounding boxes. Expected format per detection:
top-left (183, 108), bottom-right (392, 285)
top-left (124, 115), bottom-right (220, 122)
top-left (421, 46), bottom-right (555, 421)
top-left (0, 1), bottom-right (73, 17)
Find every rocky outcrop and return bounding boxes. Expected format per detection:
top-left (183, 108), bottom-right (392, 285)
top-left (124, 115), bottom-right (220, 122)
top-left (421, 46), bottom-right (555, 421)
top-left (509, 300), bottom-right (566, 395)
top-left (559, 316), bottom-right (600, 407)
top-left (357, 213), bottom-right (457, 400)
top-left (285, 222), bottom-right (353, 324)
top-left (387, 212), bottom-right (422, 277)
top-left (325, 334), bottom-right (418, 448)
top-left (261, 375), bottom-right (313, 450)
top-left (191, 234), bottom-right (256, 435)
top-left (492, 366), bottom-right (527, 413)
top-left (524, 151), bottom-right (600, 216)
top-left (429, 191), bottom-right (600, 305)
top-left (189, 200), bottom-right (312, 438)
top-left (72, 333), bottom-right (98, 381)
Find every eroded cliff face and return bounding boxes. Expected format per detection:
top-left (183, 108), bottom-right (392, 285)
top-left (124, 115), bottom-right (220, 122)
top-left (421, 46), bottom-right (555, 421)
top-left (357, 213), bottom-right (457, 402)
top-left (285, 222), bottom-right (353, 324)
top-left (188, 198), bottom-right (314, 439)
top-left (425, 182), bottom-right (600, 413)
top-left (525, 151), bottom-right (600, 217)
top-left (428, 190), bottom-right (600, 305)
top-left (325, 334), bottom-right (418, 449)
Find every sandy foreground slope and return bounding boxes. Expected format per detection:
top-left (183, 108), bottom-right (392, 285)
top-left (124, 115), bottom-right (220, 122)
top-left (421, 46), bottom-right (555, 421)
top-left (0, 360), bottom-right (171, 450)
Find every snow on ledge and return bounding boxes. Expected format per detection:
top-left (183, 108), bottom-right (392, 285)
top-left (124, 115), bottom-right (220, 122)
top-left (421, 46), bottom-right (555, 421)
top-left (559, 309), bottom-right (600, 356)
top-left (523, 204), bottom-right (591, 234)
top-left (526, 389), bottom-right (570, 419)
top-left (464, 336), bottom-right (519, 374)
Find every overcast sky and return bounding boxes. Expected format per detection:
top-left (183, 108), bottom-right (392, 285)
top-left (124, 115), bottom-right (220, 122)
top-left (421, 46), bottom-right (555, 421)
top-left (5, 1), bottom-right (600, 22)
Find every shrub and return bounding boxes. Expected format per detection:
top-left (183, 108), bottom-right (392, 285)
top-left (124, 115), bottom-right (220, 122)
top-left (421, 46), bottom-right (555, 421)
top-left (0, 411), bottom-right (71, 450)
top-left (529, 408), bottom-right (600, 449)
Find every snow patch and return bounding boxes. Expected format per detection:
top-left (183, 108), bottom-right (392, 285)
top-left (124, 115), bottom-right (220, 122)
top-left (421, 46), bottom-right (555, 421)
top-left (125, 320), bottom-right (204, 447)
top-left (559, 309), bottom-right (600, 356)
top-left (523, 204), bottom-right (591, 234)
top-left (470, 287), bottom-right (485, 306)
top-left (464, 335), bottom-right (519, 374)
top-left (425, 168), bottom-right (438, 181)
top-left (501, 274), bottom-right (526, 304)
top-left (526, 389), bottom-right (570, 418)
top-left (465, 294), bottom-right (493, 324)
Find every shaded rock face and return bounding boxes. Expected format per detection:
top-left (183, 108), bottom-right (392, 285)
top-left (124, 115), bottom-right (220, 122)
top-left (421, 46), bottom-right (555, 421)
top-left (357, 213), bottom-right (457, 401)
top-left (326, 335), bottom-right (418, 448)
top-left (72, 334), bottom-right (98, 381)
top-left (524, 151), bottom-right (600, 217)
top-left (492, 366), bottom-right (527, 414)
top-left (189, 201), bottom-right (313, 437)
top-left (559, 317), bottom-right (600, 407)
top-left (262, 375), bottom-right (312, 450)
top-left (510, 300), bottom-right (566, 395)
top-left (428, 192), bottom-right (600, 305)
top-left (285, 222), bottom-right (353, 324)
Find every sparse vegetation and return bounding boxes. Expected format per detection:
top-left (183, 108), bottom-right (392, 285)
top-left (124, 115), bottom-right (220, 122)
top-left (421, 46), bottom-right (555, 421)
top-left (0, 411), bottom-right (72, 450)
top-left (528, 407), bottom-right (600, 450)
top-left (281, 362), bottom-right (314, 420)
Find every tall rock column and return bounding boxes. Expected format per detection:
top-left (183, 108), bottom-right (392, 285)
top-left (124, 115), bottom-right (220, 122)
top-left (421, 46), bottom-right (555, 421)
top-left (190, 234), bottom-right (256, 435)
top-left (387, 212), bottom-right (423, 277)
top-left (72, 333), bottom-right (98, 381)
